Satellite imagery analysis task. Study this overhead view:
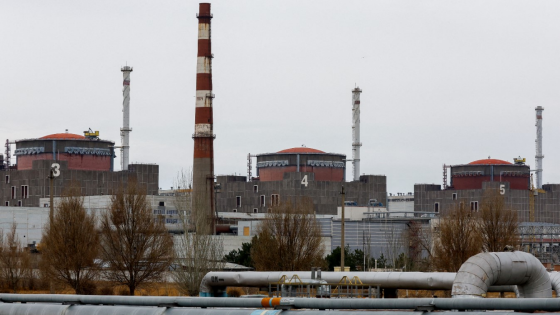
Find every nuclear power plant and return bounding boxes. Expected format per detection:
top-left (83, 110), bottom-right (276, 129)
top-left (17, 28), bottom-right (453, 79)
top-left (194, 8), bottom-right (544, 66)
top-left (1, 1), bottom-right (560, 292)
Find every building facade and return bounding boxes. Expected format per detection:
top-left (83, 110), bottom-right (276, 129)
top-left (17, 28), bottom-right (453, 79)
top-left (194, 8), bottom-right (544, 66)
top-left (1, 132), bottom-right (159, 208)
top-left (415, 158), bottom-right (560, 223)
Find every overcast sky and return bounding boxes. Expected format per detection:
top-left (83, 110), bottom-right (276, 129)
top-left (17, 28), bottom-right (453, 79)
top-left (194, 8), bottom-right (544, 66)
top-left (2, 1), bottom-right (560, 194)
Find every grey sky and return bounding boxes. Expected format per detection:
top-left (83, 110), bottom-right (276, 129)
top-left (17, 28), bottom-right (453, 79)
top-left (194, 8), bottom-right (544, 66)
top-left (1, 1), bottom-right (559, 194)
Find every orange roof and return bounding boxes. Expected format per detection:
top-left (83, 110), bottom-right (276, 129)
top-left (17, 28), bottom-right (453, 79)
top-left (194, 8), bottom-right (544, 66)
top-left (277, 147), bottom-right (325, 154)
top-left (468, 159), bottom-right (512, 165)
top-left (40, 133), bottom-right (86, 140)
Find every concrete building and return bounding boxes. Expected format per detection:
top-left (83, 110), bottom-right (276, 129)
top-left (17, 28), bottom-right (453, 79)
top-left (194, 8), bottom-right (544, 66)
top-left (217, 147), bottom-right (386, 215)
top-left (1, 132), bottom-right (159, 208)
top-left (415, 158), bottom-right (560, 223)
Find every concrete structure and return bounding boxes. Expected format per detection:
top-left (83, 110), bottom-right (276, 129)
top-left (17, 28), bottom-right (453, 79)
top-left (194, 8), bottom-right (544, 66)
top-left (387, 193), bottom-right (414, 213)
top-left (415, 158), bottom-right (560, 223)
top-left (120, 65), bottom-right (133, 171)
top-left (351, 87), bottom-right (362, 181)
top-left (0, 159), bottom-right (158, 208)
top-left (192, 2), bottom-right (215, 234)
top-left (216, 172), bottom-right (385, 215)
top-left (0, 130), bottom-right (159, 208)
top-left (535, 106), bottom-right (544, 189)
top-left (217, 145), bottom-right (386, 215)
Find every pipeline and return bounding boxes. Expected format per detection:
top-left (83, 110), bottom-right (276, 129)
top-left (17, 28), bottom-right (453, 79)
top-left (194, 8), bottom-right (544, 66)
top-left (452, 251), bottom-right (551, 298)
top-left (550, 271), bottom-right (560, 297)
top-left (199, 271), bottom-right (518, 296)
top-left (3, 295), bottom-right (560, 312)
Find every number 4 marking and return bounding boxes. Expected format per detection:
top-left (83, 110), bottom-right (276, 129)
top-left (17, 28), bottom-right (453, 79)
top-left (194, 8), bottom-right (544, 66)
top-left (301, 175), bottom-right (308, 187)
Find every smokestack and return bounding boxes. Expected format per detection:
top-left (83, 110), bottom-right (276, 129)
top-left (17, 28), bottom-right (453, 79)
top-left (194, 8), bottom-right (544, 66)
top-left (121, 65), bottom-right (133, 171)
top-left (192, 3), bottom-right (215, 235)
top-left (352, 87), bottom-right (362, 181)
top-left (535, 106), bottom-right (544, 189)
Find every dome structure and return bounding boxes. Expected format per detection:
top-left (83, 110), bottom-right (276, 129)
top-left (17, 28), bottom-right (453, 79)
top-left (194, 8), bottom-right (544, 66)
top-left (256, 147), bottom-right (346, 182)
top-left (277, 147), bottom-right (325, 154)
top-left (450, 158), bottom-right (529, 190)
top-left (468, 159), bottom-right (512, 165)
top-left (15, 132), bottom-right (115, 171)
top-left (40, 133), bottom-right (86, 140)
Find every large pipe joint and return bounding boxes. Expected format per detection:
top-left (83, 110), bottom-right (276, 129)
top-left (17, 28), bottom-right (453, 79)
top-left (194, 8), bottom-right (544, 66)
top-left (452, 251), bottom-right (551, 298)
top-left (549, 272), bottom-right (560, 297)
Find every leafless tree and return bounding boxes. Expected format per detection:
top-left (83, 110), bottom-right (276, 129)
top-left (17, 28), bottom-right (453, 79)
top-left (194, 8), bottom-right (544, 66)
top-left (40, 186), bottom-right (99, 294)
top-left (172, 169), bottom-right (224, 296)
top-left (432, 202), bottom-right (482, 272)
top-left (251, 198), bottom-right (324, 271)
top-left (0, 222), bottom-right (30, 293)
top-left (99, 180), bottom-right (174, 295)
top-left (383, 221), bottom-right (405, 268)
top-left (405, 220), bottom-right (434, 271)
top-left (479, 189), bottom-right (519, 252)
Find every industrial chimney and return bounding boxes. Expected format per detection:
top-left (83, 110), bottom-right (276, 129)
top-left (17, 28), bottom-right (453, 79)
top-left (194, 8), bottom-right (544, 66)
top-left (352, 87), bottom-right (362, 181)
top-left (121, 66), bottom-right (133, 171)
top-left (192, 3), bottom-right (215, 235)
top-left (535, 106), bottom-right (544, 189)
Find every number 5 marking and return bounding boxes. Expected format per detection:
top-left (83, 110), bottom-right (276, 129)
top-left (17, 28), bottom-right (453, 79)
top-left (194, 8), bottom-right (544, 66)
top-left (301, 175), bottom-right (308, 187)
top-left (500, 184), bottom-right (505, 195)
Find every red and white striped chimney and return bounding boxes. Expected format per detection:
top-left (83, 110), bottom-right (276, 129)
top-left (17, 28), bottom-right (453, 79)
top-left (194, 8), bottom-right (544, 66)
top-left (192, 3), bottom-right (215, 235)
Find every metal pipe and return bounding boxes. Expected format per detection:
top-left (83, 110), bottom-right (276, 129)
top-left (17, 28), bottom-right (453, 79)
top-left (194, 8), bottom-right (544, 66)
top-left (452, 251), bottom-right (551, 298)
top-left (351, 87), bottom-right (362, 181)
top-left (5, 295), bottom-right (560, 312)
top-left (200, 271), bottom-right (457, 295)
top-left (120, 65), bottom-right (132, 171)
top-left (199, 271), bottom-right (521, 297)
top-left (550, 271), bottom-right (560, 297)
top-left (535, 106), bottom-right (544, 189)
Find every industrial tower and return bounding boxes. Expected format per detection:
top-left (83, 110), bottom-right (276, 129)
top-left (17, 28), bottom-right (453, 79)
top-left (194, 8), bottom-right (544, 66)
top-left (352, 87), bottom-right (362, 181)
top-left (535, 106), bottom-right (544, 189)
top-left (192, 3), bottom-right (215, 235)
top-left (121, 66), bottom-right (133, 171)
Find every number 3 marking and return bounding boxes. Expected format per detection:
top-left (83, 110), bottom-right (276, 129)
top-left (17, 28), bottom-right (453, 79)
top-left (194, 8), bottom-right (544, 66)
top-left (51, 163), bottom-right (60, 177)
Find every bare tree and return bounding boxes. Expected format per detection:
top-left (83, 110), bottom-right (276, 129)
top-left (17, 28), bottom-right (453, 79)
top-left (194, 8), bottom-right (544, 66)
top-left (405, 220), bottom-right (434, 271)
top-left (432, 202), bottom-right (482, 272)
top-left (0, 222), bottom-right (30, 293)
top-left (40, 186), bottom-right (99, 294)
top-left (99, 181), bottom-right (174, 295)
top-left (479, 189), bottom-right (519, 252)
top-left (251, 198), bottom-right (324, 271)
top-left (172, 169), bottom-right (224, 296)
top-left (383, 221), bottom-right (404, 268)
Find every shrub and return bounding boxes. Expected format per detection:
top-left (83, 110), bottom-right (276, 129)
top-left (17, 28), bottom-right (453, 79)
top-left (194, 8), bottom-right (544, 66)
top-left (226, 287), bottom-right (244, 297)
top-left (98, 286), bottom-right (114, 295)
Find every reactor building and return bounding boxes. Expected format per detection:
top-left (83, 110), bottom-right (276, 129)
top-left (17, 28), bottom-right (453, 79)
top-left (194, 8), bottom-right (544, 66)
top-left (415, 106), bottom-right (560, 223)
top-left (0, 131), bottom-right (158, 208)
top-left (216, 146), bottom-right (386, 215)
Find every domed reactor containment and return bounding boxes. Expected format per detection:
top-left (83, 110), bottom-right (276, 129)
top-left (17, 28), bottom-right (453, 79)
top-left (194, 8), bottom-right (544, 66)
top-left (216, 146), bottom-right (387, 215)
top-left (415, 157), bottom-right (560, 223)
top-left (256, 147), bottom-right (346, 182)
top-left (15, 133), bottom-right (115, 171)
top-left (1, 131), bottom-right (159, 208)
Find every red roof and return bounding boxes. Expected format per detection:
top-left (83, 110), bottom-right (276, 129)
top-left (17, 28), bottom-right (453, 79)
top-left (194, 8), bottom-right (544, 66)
top-left (277, 147), bottom-right (325, 154)
top-left (468, 159), bottom-right (512, 165)
top-left (40, 133), bottom-right (86, 140)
